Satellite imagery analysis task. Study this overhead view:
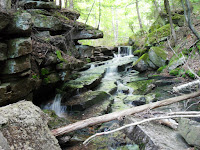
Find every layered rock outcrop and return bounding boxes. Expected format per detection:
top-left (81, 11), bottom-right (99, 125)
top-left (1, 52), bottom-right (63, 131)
top-left (0, 0), bottom-right (104, 106)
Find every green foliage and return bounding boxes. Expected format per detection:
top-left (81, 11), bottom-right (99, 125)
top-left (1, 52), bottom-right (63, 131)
top-left (185, 70), bottom-right (195, 79)
top-left (157, 65), bottom-right (167, 73)
top-left (198, 70), bottom-right (200, 77)
top-left (32, 74), bottom-right (39, 79)
top-left (56, 50), bottom-right (68, 64)
top-left (86, 58), bottom-right (91, 63)
top-left (41, 68), bottom-right (49, 76)
top-left (169, 68), bottom-right (185, 76)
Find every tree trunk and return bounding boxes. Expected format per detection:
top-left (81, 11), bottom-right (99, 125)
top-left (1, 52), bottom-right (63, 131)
top-left (65, 0), bottom-right (68, 8)
top-left (97, 0), bottom-right (101, 30)
top-left (136, 0), bottom-right (143, 29)
top-left (51, 90), bottom-right (200, 136)
top-left (185, 0), bottom-right (200, 39)
top-left (153, 0), bottom-right (162, 14)
top-left (181, 0), bottom-right (188, 22)
top-left (164, 0), bottom-right (177, 43)
top-left (59, 0), bottom-right (62, 9)
top-left (69, 0), bottom-right (73, 9)
top-left (111, 7), bottom-right (116, 44)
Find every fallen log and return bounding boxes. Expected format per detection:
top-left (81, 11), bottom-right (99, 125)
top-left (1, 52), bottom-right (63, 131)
top-left (52, 90), bottom-right (200, 137)
top-left (173, 80), bottom-right (200, 92)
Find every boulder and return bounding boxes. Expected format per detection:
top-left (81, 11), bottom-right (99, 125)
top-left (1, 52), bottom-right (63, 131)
top-left (20, 1), bottom-right (59, 10)
top-left (7, 11), bottom-right (32, 35)
top-left (0, 101), bottom-right (61, 150)
top-left (2, 55), bottom-right (31, 74)
top-left (0, 11), bottom-right (10, 32)
top-left (148, 47), bottom-right (167, 68)
top-left (132, 53), bottom-right (149, 72)
top-left (7, 38), bottom-right (32, 58)
top-left (72, 29), bottom-right (103, 40)
top-left (178, 118), bottom-right (200, 148)
top-left (168, 54), bottom-right (185, 71)
top-left (32, 14), bottom-right (63, 31)
top-left (0, 43), bottom-right (7, 61)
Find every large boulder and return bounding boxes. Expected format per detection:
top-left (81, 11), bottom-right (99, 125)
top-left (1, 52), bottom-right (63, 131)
top-left (178, 118), bottom-right (200, 148)
top-left (7, 11), bottom-right (32, 35)
top-left (0, 101), bottom-right (61, 150)
top-left (7, 38), bottom-right (32, 58)
top-left (148, 47), bottom-right (168, 68)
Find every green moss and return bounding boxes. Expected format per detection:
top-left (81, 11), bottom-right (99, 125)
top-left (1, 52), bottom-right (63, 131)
top-left (146, 24), bottom-right (175, 45)
top-left (169, 53), bottom-right (185, 66)
top-left (157, 65), bottom-right (167, 73)
top-left (127, 80), bottom-right (154, 95)
top-left (186, 70), bottom-right (195, 79)
top-left (198, 70), bottom-right (200, 77)
top-left (86, 58), bottom-right (91, 63)
top-left (133, 49), bottom-right (148, 56)
top-left (53, 12), bottom-right (69, 21)
top-left (44, 77), bottom-right (50, 84)
top-left (151, 47), bottom-right (167, 60)
top-left (172, 14), bottom-right (183, 20)
top-left (133, 53), bottom-right (149, 66)
top-left (41, 68), bottom-right (49, 76)
top-left (32, 74), bottom-right (39, 79)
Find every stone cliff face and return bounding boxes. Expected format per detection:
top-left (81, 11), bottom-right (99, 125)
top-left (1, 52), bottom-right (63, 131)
top-left (0, 0), bottom-right (103, 106)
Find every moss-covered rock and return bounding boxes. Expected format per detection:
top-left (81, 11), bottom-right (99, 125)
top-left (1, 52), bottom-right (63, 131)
top-left (132, 53), bottom-right (149, 72)
top-left (20, 1), bottom-right (60, 10)
top-left (127, 79), bottom-right (154, 95)
top-left (185, 70), bottom-right (195, 79)
top-left (149, 15), bottom-right (168, 33)
top-left (0, 43), bottom-right (7, 61)
top-left (168, 53), bottom-right (185, 71)
top-left (133, 49), bottom-right (148, 56)
top-left (43, 109), bottom-right (70, 130)
top-left (148, 47), bottom-right (168, 68)
top-left (65, 91), bottom-right (111, 111)
top-left (146, 24), bottom-right (174, 46)
top-left (172, 13), bottom-right (185, 27)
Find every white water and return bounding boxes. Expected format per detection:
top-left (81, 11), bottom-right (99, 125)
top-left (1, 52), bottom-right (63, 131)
top-left (89, 64), bottom-right (95, 70)
top-left (44, 94), bottom-right (66, 117)
top-left (117, 46), bottom-right (133, 57)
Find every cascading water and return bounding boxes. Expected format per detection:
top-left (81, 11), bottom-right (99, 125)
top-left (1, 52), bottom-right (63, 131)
top-left (117, 46), bottom-right (133, 57)
top-left (89, 64), bottom-right (95, 70)
top-left (43, 94), bottom-right (66, 117)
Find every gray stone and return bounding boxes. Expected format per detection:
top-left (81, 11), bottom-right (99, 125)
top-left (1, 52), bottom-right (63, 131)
top-left (32, 14), bottom-right (63, 31)
top-left (0, 43), bottom-right (7, 61)
top-left (178, 118), bottom-right (200, 148)
top-left (7, 11), bottom-right (32, 35)
top-left (123, 116), bottom-right (189, 150)
top-left (2, 55), bottom-right (31, 74)
top-left (0, 101), bottom-right (61, 150)
top-left (72, 29), bottom-right (103, 40)
top-left (7, 38), bottom-right (32, 58)
top-left (60, 8), bottom-right (80, 20)
top-left (65, 91), bottom-right (111, 111)
top-left (133, 59), bottom-right (148, 72)
top-left (148, 47), bottom-right (167, 67)
top-left (168, 56), bottom-right (185, 71)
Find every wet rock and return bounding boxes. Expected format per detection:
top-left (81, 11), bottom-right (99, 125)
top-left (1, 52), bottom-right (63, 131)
top-left (32, 14), bottom-right (63, 31)
top-left (7, 11), bottom-right (32, 35)
top-left (65, 91), bottom-right (111, 111)
top-left (148, 47), bottom-right (168, 68)
top-left (132, 97), bottom-right (146, 106)
top-left (20, 1), bottom-right (60, 10)
top-left (133, 59), bottom-right (148, 72)
top-left (7, 38), bottom-right (32, 58)
top-left (2, 55), bottom-right (31, 74)
top-left (123, 116), bottom-right (189, 150)
top-left (0, 43), bottom-right (7, 61)
top-left (178, 118), bottom-right (200, 148)
top-left (112, 96), bottom-right (131, 112)
top-left (0, 101), bottom-right (61, 150)
top-left (43, 73), bottom-right (60, 84)
top-left (0, 11), bottom-right (10, 32)
top-left (96, 81), bottom-right (117, 94)
top-left (72, 29), bottom-right (103, 40)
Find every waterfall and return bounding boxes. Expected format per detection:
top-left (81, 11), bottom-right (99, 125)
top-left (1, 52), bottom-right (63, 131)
top-left (117, 46), bottom-right (133, 57)
top-left (89, 64), bottom-right (95, 70)
top-left (44, 94), bottom-right (66, 117)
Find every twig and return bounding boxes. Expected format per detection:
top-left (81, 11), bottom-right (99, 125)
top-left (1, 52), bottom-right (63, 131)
top-left (83, 114), bottom-right (200, 145)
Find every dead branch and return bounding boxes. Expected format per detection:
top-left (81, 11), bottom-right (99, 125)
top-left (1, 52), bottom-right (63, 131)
top-left (83, 113), bottom-right (200, 145)
top-left (51, 90), bottom-right (200, 137)
top-left (173, 80), bottom-right (200, 92)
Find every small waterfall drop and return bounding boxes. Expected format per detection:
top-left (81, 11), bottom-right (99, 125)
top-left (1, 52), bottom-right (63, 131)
top-left (44, 94), bottom-right (66, 117)
top-left (117, 46), bottom-right (133, 57)
top-left (89, 64), bottom-right (95, 70)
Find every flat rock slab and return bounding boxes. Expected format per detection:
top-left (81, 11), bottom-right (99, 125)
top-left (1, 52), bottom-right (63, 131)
top-left (96, 80), bottom-right (117, 94)
top-left (123, 116), bottom-right (189, 150)
top-left (65, 91), bottom-right (111, 111)
top-left (0, 101), bottom-right (61, 150)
